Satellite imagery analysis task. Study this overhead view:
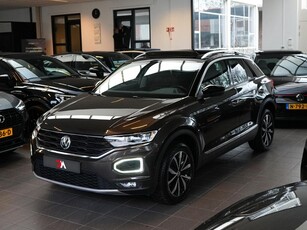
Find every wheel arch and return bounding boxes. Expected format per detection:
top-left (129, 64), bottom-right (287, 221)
top-left (256, 96), bottom-right (276, 124)
top-left (24, 97), bottom-right (51, 111)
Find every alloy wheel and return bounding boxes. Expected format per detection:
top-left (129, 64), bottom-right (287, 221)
top-left (261, 112), bottom-right (274, 147)
top-left (167, 150), bottom-right (192, 198)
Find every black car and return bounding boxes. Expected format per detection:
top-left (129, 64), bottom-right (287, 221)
top-left (0, 91), bottom-right (27, 153)
top-left (0, 53), bottom-right (100, 132)
top-left (301, 139), bottom-right (307, 181)
top-left (196, 181), bottom-right (307, 230)
top-left (269, 54), bottom-right (307, 120)
top-left (31, 50), bottom-right (276, 204)
top-left (53, 51), bottom-right (132, 78)
top-left (254, 50), bottom-right (303, 76)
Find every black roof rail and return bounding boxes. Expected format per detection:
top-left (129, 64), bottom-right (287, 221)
top-left (200, 49), bottom-right (232, 59)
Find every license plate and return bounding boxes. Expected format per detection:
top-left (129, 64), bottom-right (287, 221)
top-left (0, 128), bottom-right (13, 139)
top-left (286, 103), bottom-right (307, 110)
top-left (43, 156), bottom-right (80, 173)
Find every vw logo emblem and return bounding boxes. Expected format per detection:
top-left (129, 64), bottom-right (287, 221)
top-left (60, 136), bottom-right (71, 150)
top-left (0, 115), bottom-right (5, 124)
top-left (296, 94), bottom-right (304, 102)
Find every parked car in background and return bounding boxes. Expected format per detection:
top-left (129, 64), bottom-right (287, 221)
top-left (0, 91), bottom-right (28, 154)
top-left (118, 48), bottom-right (160, 59)
top-left (0, 53), bottom-right (100, 133)
top-left (196, 181), bottom-right (307, 230)
top-left (269, 54), bottom-right (307, 120)
top-left (31, 50), bottom-right (275, 204)
top-left (118, 50), bottom-right (146, 59)
top-left (53, 51), bottom-right (132, 78)
top-left (254, 50), bottom-right (303, 76)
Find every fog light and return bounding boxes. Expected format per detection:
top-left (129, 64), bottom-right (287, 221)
top-left (113, 158), bottom-right (144, 174)
top-left (119, 182), bottom-right (137, 188)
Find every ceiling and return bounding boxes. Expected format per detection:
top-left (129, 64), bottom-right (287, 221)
top-left (0, 0), bottom-right (100, 10)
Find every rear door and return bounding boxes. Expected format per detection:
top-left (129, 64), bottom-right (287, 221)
top-left (226, 58), bottom-right (256, 130)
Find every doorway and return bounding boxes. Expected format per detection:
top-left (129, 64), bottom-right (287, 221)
top-left (52, 14), bottom-right (82, 54)
top-left (114, 8), bottom-right (151, 50)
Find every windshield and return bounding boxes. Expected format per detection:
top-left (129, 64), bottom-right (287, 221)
top-left (272, 55), bottom-right (307, 77)
top-left (7, 59), bottom-right (45, 81)
top-left (94, 59), bottom-right (203, 98)
top-left (7, 57), bottom-right (76, 81)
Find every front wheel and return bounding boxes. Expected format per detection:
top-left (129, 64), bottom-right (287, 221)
top-left (152, 143), bottom-right (194, 204)
top-left (249, 109), bottom-right (274, 152)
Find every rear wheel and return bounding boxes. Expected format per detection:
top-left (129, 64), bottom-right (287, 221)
top-left (249, 109), bottom-right (274, 152)
top-left (153, 143), bottom-right (194, 204)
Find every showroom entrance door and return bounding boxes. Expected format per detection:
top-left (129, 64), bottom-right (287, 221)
top-left (52, 14), bottom-right (82, 54)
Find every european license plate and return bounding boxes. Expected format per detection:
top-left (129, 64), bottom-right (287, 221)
top-left (43, 156), bottom-right (80, 173)
top-left (0, 128), bottom-right (13, 139)
top-left (286, 103), bottom-right (307, 110)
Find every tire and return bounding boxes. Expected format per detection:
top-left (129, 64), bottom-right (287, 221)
top-left (27, 105), bottom-right (47, 135)
top-left (249, 109), bottom-right (274, 152)
top-left (153, 143), bottom-right (194, 204)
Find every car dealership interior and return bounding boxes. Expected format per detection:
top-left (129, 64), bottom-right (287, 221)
top-left (0, 0), bottom-right (307, 229)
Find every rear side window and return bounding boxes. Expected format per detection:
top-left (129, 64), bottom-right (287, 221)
top-left (227, 59), bottom-right (249, 84)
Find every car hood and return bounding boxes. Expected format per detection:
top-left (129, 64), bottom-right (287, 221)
top-left (19, 77), bottom-right (99, 94)
top-left (41, 93), bottom-right (185, 135)
top-left (0, 91), bottom-right (20, 110)
top-left (196, 181), bottom-right (307, 230)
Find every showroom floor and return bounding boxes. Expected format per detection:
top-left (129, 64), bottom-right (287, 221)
top-left (0, 121), bottom-right (306, 230)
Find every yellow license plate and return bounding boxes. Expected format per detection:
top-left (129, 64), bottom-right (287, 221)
top-left (0, 128), bottom-right (13, 139)
top-left (286, 103), bottom-right (307, 110)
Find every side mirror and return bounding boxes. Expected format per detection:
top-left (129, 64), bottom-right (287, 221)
top-left (89, 66), bottom-right (101, 73)
top-left (89, 66), bottom-right (108, 78)
top-left (202, 84), bottom-right (225, 97)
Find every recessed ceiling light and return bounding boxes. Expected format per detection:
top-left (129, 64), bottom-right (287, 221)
top-left (50, 0), bottom-right (69, 3)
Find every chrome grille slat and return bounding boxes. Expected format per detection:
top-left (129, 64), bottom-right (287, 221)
top-left (37, 129), bottom-right (113, 157)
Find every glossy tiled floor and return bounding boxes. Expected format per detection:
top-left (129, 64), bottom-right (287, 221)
top-left (0, 121), bottom-right (306, 230)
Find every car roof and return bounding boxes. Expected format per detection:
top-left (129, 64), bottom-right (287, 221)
top-left (0, 52), bottom-right (46, 59)
top-left (55, 51), bottom-right (132, 59)
top-left (136, 49), bottom-right (248, 60)
top-left (255, 50), bottom-right (303, 56)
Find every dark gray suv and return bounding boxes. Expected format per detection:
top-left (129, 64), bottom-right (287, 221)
top-left (31, 50), bottom-right (276, 204)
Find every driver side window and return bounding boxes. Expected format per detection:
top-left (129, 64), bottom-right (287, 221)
top-left (203, 61), bottom-right (231, 88)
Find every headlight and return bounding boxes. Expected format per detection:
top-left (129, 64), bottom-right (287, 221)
top-left (55, 94), bottom-right (75, 103)
top-left (15, 99), bottom-right (26, 111)
top-left (104, 130), bottom-right (158, 147)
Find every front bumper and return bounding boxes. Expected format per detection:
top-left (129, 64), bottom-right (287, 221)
top-left (30, 138), bottom-right (159, 195)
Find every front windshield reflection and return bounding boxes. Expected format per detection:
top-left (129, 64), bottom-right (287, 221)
top-left (7, 58), bottom-right (73, 81)
top-left (95, 59), bottom-right (203, 98)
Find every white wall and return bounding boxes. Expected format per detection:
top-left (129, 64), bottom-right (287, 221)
top-left (299, 0), bottom-right (307, 52)
top-left (40, 0), bottom-right (191, 55)
top-left (262, 0), bottom-right (299, 50)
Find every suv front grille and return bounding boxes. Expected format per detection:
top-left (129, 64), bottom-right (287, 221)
top-left (0, 108), bottom-right (23, 129)
top-left (37, 129), bottom-right (113, 158)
